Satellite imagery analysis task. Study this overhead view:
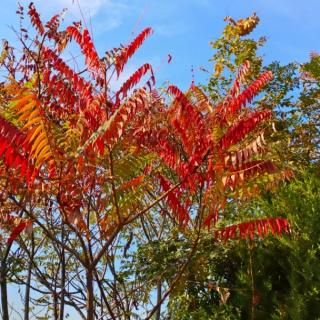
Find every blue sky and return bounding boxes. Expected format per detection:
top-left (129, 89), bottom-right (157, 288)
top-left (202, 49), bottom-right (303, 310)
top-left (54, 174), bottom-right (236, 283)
top-left (0, 0), bottom-right (319, 91)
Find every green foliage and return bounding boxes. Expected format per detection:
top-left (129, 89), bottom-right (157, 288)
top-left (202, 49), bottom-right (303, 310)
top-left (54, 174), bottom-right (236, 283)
top-left (205, 13), bottom-right (304, 172)
top-left (161, 167), bottom-right (320, 319)
top-left (296, 54), bottom-right (320, 163)
top-left (164, 13), bottom-right (320, 320)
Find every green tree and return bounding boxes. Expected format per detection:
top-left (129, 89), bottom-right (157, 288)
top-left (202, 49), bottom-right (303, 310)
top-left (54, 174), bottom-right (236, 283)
top-left (129, 13), bottom-right (296, 320)
top-left (164, 13), bottom-right (320, 320)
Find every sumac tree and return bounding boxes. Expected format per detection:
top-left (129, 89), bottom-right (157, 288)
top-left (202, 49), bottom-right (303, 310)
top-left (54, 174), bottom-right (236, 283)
top-left (0, 5), bottom-right (290, 320)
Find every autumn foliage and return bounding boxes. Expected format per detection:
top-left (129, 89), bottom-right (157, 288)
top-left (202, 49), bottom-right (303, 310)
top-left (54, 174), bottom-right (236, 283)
top-left (0, 5), bottom-right (291, 320)
top-left (0, 3), bottom-right (290, 245)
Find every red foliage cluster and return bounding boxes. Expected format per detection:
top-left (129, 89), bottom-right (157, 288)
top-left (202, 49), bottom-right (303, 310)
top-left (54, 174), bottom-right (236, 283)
top-left (167, 85), bottom-right (209, 168)
top-left (130, 62), bottom-right (279, 226)
top-left (0, 4), bottom-right (289, 245)
top-left (115, 63), bottom-right (154, 107)
top-left (220, 110), bottom-right (272, 150)
top-left (115, 28), bottom-right (153, 76)
top-left (7, 220), bottom-right (32, 244)
top-left (220, 160), bottom-right (277, 193)
top-left (228, 60), bottom-right (251, 98)
top-left (224, 133), bottom-right (266, 168)
top-left (0, 213), bottom-right (32, 245)
top-left (42, 47), bottom-right (93, 101)
top-left (45, 14), bottom-right (60, 32)
top-left (80, 88), bottom-right (149, 156)
top-left (28, 3), bottom-right (45, 36)
top-left (66, 27), bottom-right (100, 74)
top-left (0, 117), bottom-right (30, 175)
top-left (218, 71), bottom-right (273, 116)
top-left (158, 174), bottom-right (189, 225)
top-left (215, 217), bottom-right (290, 241)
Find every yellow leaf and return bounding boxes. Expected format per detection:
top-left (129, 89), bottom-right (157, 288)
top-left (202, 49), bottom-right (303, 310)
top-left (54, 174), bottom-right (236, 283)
top-left (30, 131), bottom-right (46, 153)
top-left (17, 103), bottom-right (37, 122)
top-left (214, 63), bottom-right (224, 77)
top-left (17, 100), bottom-right (36, 114)
top-left (11, 94), bottom-right (34, 110)
top-left (28, 126), bottom-right (43, 144)
top-left (36, 145), bottom-right (50, 160)
top-left (27, 108), bottom-right (40, 121)
top-left (34, 138), bottom-right (49, 157)
top-left (23, 117), bottom-right (42, 130)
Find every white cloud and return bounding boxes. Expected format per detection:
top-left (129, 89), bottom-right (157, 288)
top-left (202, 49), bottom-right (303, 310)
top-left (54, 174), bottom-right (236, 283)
top-left (71, 0), bottom-right (106, 16)
top-left (31, 0), bottom-right (105, 18)
top-left (30, 0), bottom-right (130, 31)
top-left (70, 0), bottom-right (129, 18)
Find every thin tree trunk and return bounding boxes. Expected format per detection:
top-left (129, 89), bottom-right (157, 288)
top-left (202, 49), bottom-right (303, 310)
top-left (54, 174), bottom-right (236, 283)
top-left (86, 268), bottom-right (94, 320)
top-left (156, 279), bottom-right (162, 320)
top-left (0, 259), bottom-right (9, 320)
top-left (24, 235), bottom-right (34, 320)
top-left (23, 255), bottom-right (32, 320)
top-left (59, 226), bottom-right (66, 320)
top-left (53, 292), bottom-right (59, 320)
